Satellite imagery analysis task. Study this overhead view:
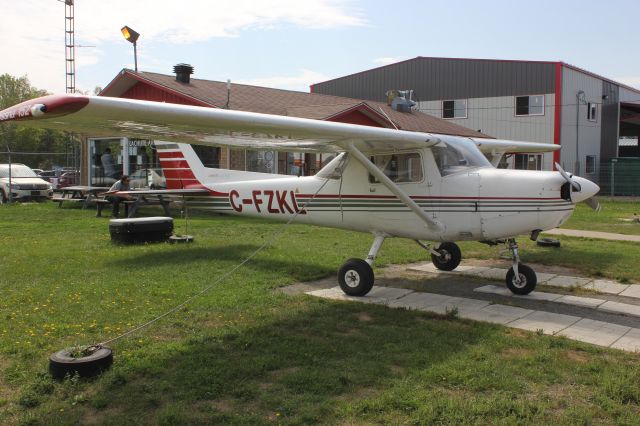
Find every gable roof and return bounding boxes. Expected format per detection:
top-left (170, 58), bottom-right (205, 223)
top-left (100, 69), bottom-right (489, 138)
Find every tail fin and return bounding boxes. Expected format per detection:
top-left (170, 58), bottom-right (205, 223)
top-left (155, 142), bottom-right (206, 189)
top-left (154, 142), bottom-right (290, 189)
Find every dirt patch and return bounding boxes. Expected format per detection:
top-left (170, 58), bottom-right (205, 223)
top-left (565, 350), bottom-right (590, 364)
top-left (501, 347), bottom-right (533, 358)
top-left (356, 312), bottom-right (374, 323)
top-left (83, 407), bottom-right (124, 425)
top-left (268, 366), bottom-right (300, 380)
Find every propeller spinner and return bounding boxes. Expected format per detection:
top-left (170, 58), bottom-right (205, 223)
top-left (555, 162), bottom-right (601, 211)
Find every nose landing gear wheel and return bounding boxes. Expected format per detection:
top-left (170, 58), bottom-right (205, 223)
top-left (506, 263), bottom-right (537, 295)
top-left (338, 258), bottom-right (374, 296)
top-left (431, 242), bottom-right (462, 271)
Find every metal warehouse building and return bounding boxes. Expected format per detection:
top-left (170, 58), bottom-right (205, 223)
top-left (311, 57), bottom-right (640, 188)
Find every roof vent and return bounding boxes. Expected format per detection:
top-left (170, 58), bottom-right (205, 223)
top-left (386, 89), bottom-right (416, 113)
top-left (173, 63), bottom-right (194, 84)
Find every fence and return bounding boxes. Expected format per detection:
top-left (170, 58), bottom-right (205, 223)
top-left (597, 158), bottom-right (640, 196)
top-left (0, 149), bottom-right (80, 173)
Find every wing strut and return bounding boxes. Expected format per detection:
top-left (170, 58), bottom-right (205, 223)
top-left (345, 141), bottom-right (443, 232)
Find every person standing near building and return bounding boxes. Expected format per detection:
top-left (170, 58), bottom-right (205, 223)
top-left (101, 148), bottom-right (115, 178)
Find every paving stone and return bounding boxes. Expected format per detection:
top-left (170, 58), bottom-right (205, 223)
top-left (545, 275), bottom-right (591, 289)
top-left (476, 268), bottom-right (507, 280)
top-left (619, 285), bottom-right (640, 299)
top-left (598, 301), bottom-right (640, 318)
top-left (512, 291), bottom-right (563, 302)
top-left (306, 286), bottom-right (413, 305)
top-left (474, 285), bottom-right (512, 297)
top-left (509, 311), bottom-right (581, 335)
top-left (583, 280), bottom-right (628, 295)
top-left (474, 285), bottom-right (563, 301)
top-left (464, 266), bottom-right (491, 275)
top-left (461, 304), bottom-right (534, 325)
top-left (558, 318), bottom-right (631, 347)
top-left (424, 297), bottom-right (491, 315)
top-left (453, 265), bottom-right (478, 273)
top-left (407, 263), bottom-right (440, 273)
top-left (387, 292), bottom-right (454, 310)
top-left (556, 295), bottom-right (606, 308)
top-left (611, 328), bottom-right (640, 352)
top-left (535, 272), bottom-right (558, 284)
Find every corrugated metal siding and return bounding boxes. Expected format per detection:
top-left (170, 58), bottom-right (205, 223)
top-left (559, 67), bottom-right (602, 177)
top-left (600, 81), bottom-right (620, 161)
top-left (313, 58), bottom-right (556, 102)
top-left (419, 94), bottom-right (555, 169)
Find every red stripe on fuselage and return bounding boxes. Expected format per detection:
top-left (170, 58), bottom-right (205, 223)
top-left (158, 151), bottom-right (184, 159)
top-left (163, 170), bottom-right (197, 179)
top-left (159, 159), bottom-right (190, 168)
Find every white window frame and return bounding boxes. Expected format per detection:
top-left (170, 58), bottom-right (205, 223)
top-left (442, 99), bottom-right (468, 119)
top-left (585, 155), bottom-right (597, 174)
top-left (514, 95), bottom-right (545, 117)
top-left (587, 102), bottom-right (597, 122)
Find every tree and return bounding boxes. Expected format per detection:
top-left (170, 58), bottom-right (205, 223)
top-left (0, 74), bottom-right (71, 169)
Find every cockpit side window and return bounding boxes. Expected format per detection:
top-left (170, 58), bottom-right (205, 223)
top-left (368, 152), bottom-right (423, 183)
top-left (431, 140), bottom-right (491, 176)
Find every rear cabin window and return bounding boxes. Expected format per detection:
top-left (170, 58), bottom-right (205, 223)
top-left (368, 153), bottom-right (423, 183)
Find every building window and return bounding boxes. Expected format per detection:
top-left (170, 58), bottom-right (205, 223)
top-left (369, 153), bottom-right (423, 183)
top-left (515, 95), bottom-right (544, 116)
top-left (587, 102), bottom-right (597, 121)
top-left (442, 99), bottom-right (467, 119)
top-left (514, 153), bottom-right (542, 170)
top-left (585, 155), bottom-right (596, 174)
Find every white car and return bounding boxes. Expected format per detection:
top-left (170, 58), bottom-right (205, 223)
top-left (129, 168), bottom-right (166, 189)
top-left (0, 164), bottom-right (53, 204)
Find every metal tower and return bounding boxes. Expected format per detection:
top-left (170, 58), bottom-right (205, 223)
top-left (64, 0), bottom-right (75, 93)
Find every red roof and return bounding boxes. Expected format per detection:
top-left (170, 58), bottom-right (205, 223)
top-left (100, 69), bottom-right (489, 138)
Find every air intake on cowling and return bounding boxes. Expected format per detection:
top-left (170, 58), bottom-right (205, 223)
top-left (173, 64), bottom-right (194, 83)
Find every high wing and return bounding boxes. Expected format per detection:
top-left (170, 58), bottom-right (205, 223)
top-left (0, 94), bottom-right (441, 153)
top-left (470, 138), bottom-right (560, 166)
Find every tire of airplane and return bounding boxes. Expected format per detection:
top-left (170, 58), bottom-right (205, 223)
top-left (506, 263), bottom-right (537, 295)
top-left (49, 346), bottom-right (113, 380)
top-left (338, 258), bottom-right (374, 297)
top-left (431, 242), bottom-right (462, 271)
top-left (537, 238), bottom-right (561, 248)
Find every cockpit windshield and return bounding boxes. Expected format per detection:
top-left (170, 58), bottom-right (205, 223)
top-left (431, 139), bottom-right (491, 176)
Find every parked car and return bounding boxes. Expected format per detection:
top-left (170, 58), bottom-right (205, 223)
top-left (58, 171), bottom-right (79, 188)
top-left (0, 164), bottom-right (53, 203)
top-left (129, 168), bottom-right (166, 189)
top-left (38, 170), bottom-right (61, 189)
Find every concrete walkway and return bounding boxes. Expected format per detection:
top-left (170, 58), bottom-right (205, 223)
top-left (408, 263), bottom-right (638, 296)
top-left (306, 285), bottom-right (640, 352)
top-left (544, 228), bottom-right (640, 242)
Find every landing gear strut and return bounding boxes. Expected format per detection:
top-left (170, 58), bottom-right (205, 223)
top-left (338, 234), bottom-right (384, 296)
top-left (505, 238), bottom-right (537, 295)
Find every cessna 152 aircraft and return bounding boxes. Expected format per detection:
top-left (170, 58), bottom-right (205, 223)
top-left (0, 95), bottom-right (600, 296)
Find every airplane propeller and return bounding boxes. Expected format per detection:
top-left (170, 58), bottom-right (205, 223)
top-left (555, 162), bottom-right (601, 212)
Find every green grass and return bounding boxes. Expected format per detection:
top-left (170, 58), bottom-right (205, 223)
top-left (1, 202), bottom-right (640, 424)
top-left (562, 197), bottom-right (640, 235)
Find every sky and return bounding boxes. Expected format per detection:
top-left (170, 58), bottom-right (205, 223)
top-left (2, 0), bottom-right (640, 95)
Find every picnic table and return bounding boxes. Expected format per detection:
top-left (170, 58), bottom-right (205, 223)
top-left (52, 186), bottom-right (110, 209)
top-left (96, 191), bottom-right (173, 218)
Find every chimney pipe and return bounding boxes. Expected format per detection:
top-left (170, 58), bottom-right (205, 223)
top-left (173, 63), bottom-right (194, 84)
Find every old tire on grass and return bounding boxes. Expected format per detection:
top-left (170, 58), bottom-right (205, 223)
top-left (431, 242), bottom-right (462, 271)
top-left (537, 238), bottom-right (561, 248)
top-left (506, 263), bottom-right (537, 295)
top-left (49, 346), bottom-right (113, 380)
top-left (338, 258), bottom-right (374, 297)
top-left (169, 235), bottom-right (194, 244)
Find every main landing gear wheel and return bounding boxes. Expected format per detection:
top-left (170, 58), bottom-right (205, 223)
top-left (506, 263), bottom-right (537, 295)
top-left (431, 242), bottom-right (462, 271)
top-left (338, 258), bottom-right (374, 296)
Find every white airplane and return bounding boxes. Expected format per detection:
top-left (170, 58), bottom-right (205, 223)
top-left (0, 95), bottom-right (600, 296)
